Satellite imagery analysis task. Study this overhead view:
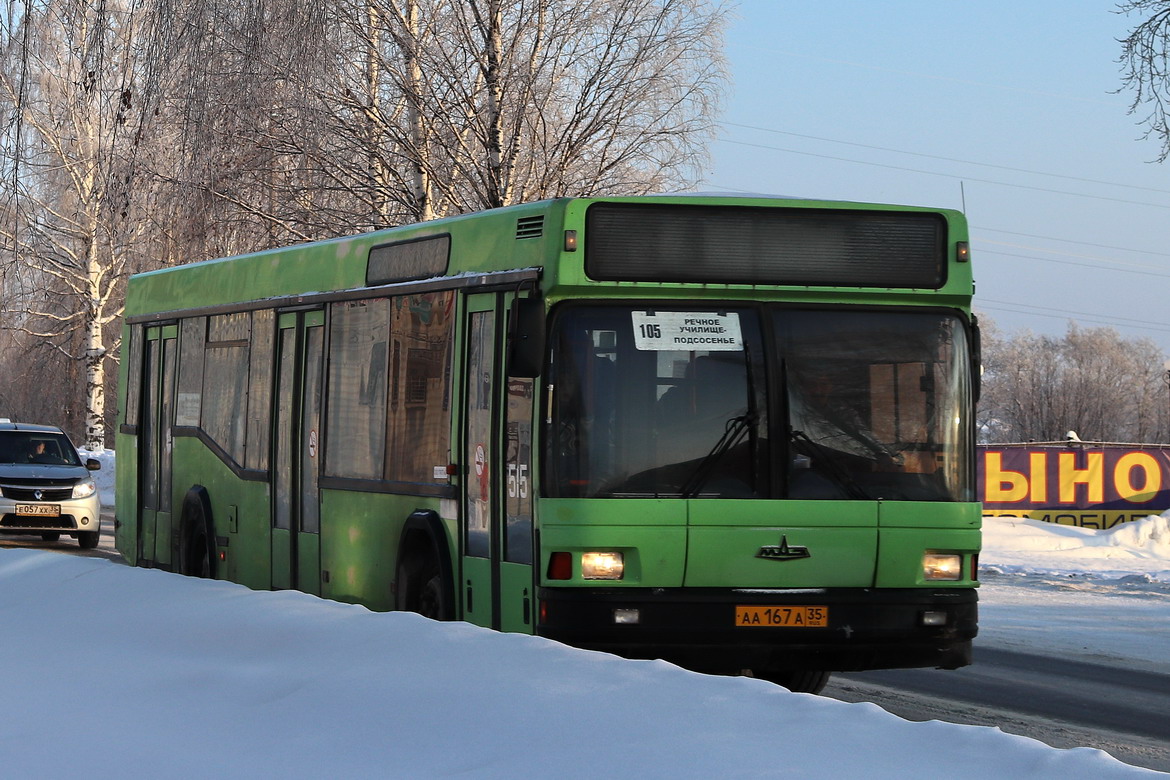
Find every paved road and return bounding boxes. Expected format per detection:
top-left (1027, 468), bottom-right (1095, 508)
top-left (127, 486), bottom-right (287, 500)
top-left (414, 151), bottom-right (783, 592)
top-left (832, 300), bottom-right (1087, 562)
top-left (0, 511), bottom-right (124, 564)
top-left (827, 648), bottom-right (1170, 773)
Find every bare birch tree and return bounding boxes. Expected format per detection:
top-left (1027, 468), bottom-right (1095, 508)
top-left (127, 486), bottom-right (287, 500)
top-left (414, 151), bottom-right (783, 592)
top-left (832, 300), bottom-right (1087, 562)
top-left (151, 0), bottom-right (728, 234)
top-left (0, 0), bottom-right (158, 447)
top-left (1118, 0), bottom-right (1170, 162)
top-left (367, 0), bottom-right (728, 215)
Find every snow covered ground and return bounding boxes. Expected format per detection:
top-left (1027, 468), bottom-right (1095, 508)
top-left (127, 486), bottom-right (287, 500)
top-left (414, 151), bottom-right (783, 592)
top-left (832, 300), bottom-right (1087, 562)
top-left (979, 515), bottom-right (1170, 678)
top-left (6, 452), bottom-right (1166, 777)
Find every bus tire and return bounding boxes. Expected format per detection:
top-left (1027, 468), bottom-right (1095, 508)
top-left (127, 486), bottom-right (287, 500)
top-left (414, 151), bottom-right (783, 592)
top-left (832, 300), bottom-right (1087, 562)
top-left (178, 487), bottom-right (216, 579)
top-left (415, 558), bottom-right (446, 620)
top-left (395, 511), bottom-right (454, 621)
top-left (396, 553), bottom-right (449, 620)
top-left (754, 669), bottom-right (832, 695)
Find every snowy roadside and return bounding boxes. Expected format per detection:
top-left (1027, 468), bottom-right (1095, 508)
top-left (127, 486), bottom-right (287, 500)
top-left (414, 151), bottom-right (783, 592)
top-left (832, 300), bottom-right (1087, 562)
top-left (0, 542), bottom-right (1159, 778)
top-left (978, 515), bottom-right (1170, 676)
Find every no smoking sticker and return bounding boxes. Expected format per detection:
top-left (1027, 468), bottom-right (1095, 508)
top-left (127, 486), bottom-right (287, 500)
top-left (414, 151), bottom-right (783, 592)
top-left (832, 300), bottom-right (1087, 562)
top-left (474, 444), bottom-right (486, 476)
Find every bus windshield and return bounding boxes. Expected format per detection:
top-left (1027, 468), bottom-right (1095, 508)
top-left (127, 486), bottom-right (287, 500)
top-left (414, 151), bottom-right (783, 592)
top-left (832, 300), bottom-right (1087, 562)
top-left (545, 305), bottom-right (972, 501)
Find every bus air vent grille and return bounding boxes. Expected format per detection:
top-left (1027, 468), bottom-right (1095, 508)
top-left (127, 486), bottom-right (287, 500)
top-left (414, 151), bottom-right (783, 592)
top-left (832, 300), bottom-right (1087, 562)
top-left (515, 216), bottom-right (544, 240)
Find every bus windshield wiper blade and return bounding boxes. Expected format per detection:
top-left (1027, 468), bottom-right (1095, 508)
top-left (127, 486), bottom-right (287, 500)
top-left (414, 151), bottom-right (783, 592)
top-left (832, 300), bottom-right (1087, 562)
top-left (679, 413), bottom-right (754, 499)
top-left (790, 428), bottom-right (871, 500)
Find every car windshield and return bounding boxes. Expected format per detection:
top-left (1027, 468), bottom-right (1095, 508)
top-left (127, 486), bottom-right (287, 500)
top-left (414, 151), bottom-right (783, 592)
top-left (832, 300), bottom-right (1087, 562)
top-left (0, 431), bottom-right (82, 467)
top-left (543, 305), bottom-right (972, 501)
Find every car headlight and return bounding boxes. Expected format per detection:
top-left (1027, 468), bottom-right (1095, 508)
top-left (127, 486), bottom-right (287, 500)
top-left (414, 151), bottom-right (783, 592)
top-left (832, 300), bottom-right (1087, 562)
top-left (923, 553), bottom-right (962, 581)
top-left (581, 552), bottom-right (624, 580)
top-left (72, 478), bottom-right (97, 500)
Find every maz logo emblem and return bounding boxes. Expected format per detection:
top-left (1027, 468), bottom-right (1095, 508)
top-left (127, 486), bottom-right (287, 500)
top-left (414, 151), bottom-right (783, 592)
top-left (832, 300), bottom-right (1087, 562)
top-left (756, 535), bottom-right (810, 561)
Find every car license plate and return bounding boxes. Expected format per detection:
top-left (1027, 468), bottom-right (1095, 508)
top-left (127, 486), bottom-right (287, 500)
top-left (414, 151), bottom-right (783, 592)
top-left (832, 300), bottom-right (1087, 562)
top-left (15, 504), bottom-right (60, 517)
top-left (735, 605), bottom-right (828, 628)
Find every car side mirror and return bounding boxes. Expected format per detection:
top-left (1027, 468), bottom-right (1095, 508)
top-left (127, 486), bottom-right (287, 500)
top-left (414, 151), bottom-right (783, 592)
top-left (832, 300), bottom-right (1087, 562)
top-left (86, 458), bottom-right (101, 471)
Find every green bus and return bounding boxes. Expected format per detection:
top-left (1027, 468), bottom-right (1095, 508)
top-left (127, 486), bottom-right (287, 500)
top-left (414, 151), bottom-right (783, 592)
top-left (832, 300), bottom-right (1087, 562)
top-left (116, 195), bottom-right (980, 693)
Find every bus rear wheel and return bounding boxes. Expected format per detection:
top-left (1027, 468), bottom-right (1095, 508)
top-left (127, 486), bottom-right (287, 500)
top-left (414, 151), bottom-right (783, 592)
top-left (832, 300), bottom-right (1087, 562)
top-left (184, 529), bottom-right (211, 577)
top-left (753, 669), bottom-right (832, 695)
top-left (178, 488), bottom-right (216, 579)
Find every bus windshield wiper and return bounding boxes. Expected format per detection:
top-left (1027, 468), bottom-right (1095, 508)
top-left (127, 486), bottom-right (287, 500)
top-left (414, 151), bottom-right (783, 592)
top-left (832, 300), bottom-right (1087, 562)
top-left (679, 412), bottom-right (755, 499)
top-left (790, 429), bottom-right (871, 500)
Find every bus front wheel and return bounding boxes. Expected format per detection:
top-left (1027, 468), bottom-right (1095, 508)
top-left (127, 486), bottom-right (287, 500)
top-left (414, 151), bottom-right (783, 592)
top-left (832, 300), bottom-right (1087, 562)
top-left (415, 560), bottom-right (445, 620)
top-left (753, 669), bottom-right (832, 695)
top-left (397, 553), bottom-right (450, 621)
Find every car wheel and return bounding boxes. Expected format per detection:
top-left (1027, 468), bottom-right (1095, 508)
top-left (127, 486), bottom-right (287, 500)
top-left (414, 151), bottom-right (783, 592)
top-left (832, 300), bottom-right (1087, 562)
top-left (41, 532), bottom-right (60, 542)
top-left (77, 531), bottom-right (100, 549)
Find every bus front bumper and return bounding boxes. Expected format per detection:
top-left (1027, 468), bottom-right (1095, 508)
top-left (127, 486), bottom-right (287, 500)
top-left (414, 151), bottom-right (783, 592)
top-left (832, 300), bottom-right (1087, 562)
top-left (536, 586), bottom-right (978, 673)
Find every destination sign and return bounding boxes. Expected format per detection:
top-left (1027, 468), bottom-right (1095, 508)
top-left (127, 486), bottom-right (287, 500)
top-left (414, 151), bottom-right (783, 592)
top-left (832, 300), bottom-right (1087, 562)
top-left (631, 311), bottom-right (743, 351)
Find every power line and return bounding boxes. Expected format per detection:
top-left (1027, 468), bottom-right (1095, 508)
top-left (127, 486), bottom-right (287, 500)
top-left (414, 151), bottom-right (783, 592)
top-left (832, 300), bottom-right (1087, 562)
top-left (980, 297), bottom-right (1168, 328)
top-left (976, 245), bottom-right (1170, 277)
top-left (716, 138), bottom-right (1170, 211)
top-left (721, 122), bottom-right (1170, 196)
top-left (974, 227), bottom-right (1170, 259)
top-left (977, 298), bottom-right (1170, 334)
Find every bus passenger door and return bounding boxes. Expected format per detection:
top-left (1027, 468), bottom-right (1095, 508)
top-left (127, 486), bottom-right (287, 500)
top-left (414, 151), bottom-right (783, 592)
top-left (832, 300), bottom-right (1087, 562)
top-left (461, 292), bottom-right (536, 633)
top-left (272, 310), bottom-right (325, 595)
top-left (138, 324), bottom-right (177, 568)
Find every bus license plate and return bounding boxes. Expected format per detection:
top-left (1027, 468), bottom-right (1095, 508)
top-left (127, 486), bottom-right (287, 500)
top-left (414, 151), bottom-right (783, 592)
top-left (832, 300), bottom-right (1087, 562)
top-left (735, 606), bottom-right (828, 628)
top-left (16, 504), bottom-right (60, 517)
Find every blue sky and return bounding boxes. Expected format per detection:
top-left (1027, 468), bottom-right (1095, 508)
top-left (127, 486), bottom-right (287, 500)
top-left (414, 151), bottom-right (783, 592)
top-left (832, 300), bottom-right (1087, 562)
top-left (703, 1), bottom-right (1170, 352)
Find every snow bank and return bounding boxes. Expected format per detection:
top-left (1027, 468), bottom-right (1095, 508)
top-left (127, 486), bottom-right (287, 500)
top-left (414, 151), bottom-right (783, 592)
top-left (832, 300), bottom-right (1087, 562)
top-left (0, 548), bottom-right (1153, 779)
top-left (982, 514), bottom-right (1170, 581)
top-left (78, 447), bottom-right (116, 507)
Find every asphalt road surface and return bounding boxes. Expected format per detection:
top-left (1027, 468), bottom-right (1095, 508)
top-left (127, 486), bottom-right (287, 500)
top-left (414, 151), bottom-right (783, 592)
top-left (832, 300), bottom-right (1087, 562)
top-left (827, 648), bottom-right (1170, 773)
top-left (0, 511), bottom-right (124, 564)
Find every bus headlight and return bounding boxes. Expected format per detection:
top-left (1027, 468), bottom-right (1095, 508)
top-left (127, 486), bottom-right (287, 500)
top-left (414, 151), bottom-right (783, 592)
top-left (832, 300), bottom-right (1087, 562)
top-left (581, 552), bottom-right (624, 580)
top-left (923, 553), bottom-right (962, 581)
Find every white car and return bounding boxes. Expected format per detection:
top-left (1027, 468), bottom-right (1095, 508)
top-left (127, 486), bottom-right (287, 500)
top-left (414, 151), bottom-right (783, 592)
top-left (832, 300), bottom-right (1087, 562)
top-left (0, 422), bottom-right (102, 549)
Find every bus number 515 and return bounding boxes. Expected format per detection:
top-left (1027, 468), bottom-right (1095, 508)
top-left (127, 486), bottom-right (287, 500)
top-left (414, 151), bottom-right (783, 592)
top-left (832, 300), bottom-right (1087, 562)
top-left (508, 463), bottom-right (529, 499)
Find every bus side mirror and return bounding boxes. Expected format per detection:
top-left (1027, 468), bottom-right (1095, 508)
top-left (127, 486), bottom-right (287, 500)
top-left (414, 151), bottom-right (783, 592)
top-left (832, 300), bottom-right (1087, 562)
top-left (970, 316), bottom-right (982, 403)
top-left (508, 296), bottom-right (546, 378)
